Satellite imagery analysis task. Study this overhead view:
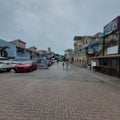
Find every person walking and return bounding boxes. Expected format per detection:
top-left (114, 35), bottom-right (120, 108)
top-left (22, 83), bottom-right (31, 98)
top-left (62, 61), bottom-right (65, 69)
top-left (66, 61), bottom-right (68, 69)
top-left (57, 60), bottom-right (59, 65)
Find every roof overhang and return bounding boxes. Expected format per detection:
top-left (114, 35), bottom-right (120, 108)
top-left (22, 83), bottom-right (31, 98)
top-left (92, 54), bottom-right (120, 59)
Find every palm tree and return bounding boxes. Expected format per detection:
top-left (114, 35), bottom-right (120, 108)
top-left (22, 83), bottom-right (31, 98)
top-left (0, 46), bottom-right (9, 57)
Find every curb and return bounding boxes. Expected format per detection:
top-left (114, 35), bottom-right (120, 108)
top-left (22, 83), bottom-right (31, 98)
top-left (71, 64), bottom-right (120, 88)
top-left (81, 68), bottom-right (120, 88)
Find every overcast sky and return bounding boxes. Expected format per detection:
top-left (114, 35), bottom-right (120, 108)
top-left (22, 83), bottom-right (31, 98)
top-left (0, 0), bottom-right (120, 54)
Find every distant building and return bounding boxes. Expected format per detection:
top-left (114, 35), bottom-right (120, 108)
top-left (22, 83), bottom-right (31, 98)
top-left (48, 47), bottom-right (51, 53)
top-left (28, 46), bottom-right (39, 59)
top-left (94, 32), bottom-right (103, 38)
top-left (28, 46), bottom-right (37, 52)
top-left (38, 48), bottom-right (55, 59)
top-left (73, 36), bottom-right (95, 66)
top-left (64, 49), bottom-right (74, 63)
top-left (38, 50), bottom-right (48, 56)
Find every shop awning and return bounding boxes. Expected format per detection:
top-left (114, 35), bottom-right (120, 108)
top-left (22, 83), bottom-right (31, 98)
top-left (92, 54), bottom-right (120, 59)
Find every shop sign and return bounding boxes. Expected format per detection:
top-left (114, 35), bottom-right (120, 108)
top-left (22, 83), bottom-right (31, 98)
top-left (107, 45), bottom-right (118, 54)
top-left (104, 17), bottom-right (119, 36)
top-left (88, 49), bottom-right (93, 54)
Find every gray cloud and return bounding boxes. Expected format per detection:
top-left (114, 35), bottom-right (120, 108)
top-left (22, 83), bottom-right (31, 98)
top-left (0, 0), bottom-right (120, 54)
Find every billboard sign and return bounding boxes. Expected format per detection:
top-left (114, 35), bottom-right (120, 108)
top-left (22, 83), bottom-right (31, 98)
top-left (104, 16), bottom-right (120, 36)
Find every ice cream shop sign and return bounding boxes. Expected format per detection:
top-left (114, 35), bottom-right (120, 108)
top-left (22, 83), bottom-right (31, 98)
top-left (104, 16), bottom-right (120, 36)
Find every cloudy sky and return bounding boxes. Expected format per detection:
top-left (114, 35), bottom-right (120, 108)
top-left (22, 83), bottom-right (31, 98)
top-left (0, 0), bottom-right (120, 54)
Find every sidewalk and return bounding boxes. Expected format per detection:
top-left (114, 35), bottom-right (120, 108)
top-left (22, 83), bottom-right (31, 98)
top-left (71, 64), bottom-right (120, 88)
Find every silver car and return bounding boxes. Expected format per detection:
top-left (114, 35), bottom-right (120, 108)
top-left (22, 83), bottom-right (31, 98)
top-left (0, 57), bottom-right (14, 72)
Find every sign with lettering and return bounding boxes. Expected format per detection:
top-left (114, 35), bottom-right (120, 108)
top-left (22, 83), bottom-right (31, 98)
top-left (104, 16), bottom-right (120, 36)
top-left (88, 49), bottom-right (93, 54)
top-left (107, 46), bottom-right (118, 54)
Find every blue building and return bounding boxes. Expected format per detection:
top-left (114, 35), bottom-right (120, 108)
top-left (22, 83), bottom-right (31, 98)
top-left (0, 39), bottom-right (39, 60)
top-left (0, 39), bottom-right (16, 58)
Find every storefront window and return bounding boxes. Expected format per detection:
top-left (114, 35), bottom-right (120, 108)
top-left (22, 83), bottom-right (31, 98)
top-left (111, 60), bottom-right (117, 69)
top-left (105, 31), bottom-right (119, 46)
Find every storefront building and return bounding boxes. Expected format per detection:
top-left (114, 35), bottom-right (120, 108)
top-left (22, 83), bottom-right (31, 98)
top-left (0, 39), bottom-right (40, 60)
top-left (93, 16), bottom-right (120, 77)
top-left (73, 36), bottom-right (95, 66)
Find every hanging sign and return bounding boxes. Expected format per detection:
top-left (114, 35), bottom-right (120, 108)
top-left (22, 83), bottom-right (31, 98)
top-left (104, 16), bottom-right (120, 36)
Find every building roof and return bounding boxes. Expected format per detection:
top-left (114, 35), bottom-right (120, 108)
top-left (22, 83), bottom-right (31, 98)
top-left (65, 48), bottom-right (73, 52)
top-left (0, 39), bottom-right (16, 47)
top-left (73, 36), bottom-right (96, 41)
top-left (28, 46), bottom-right (37, 50)
top-left (94, 32), bottom-right (103, 38)
top-left (10, 39), bottom-right (26, 44)
top-left (73, 36), bottom-right (83, 41)
top-left (38, 50), bottom-right (48, 54)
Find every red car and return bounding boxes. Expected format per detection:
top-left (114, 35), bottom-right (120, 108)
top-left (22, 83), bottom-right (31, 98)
top-left (14, 61), bottom-right (36, 73)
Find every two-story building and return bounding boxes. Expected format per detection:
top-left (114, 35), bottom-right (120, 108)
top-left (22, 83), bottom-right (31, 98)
top-left (85, 33), bottom-right (103, 68)
top-left (10, 39), bottom-right (30, 59)
top-left (73, 36), bottom-right (95, 66)
top-left (28, 46), bottom-right (39, 59)
top-left (0, 39), bottom-right (40, 60)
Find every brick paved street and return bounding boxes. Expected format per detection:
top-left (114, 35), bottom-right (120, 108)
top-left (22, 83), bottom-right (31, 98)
top-left (0, 63), bottom-right (120, 120)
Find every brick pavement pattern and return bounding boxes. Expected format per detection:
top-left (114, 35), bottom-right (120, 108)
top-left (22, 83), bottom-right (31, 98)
top-left (0, 78), bottom-right (120, 120)
top-left (0, 64), bottom-right (120, 120)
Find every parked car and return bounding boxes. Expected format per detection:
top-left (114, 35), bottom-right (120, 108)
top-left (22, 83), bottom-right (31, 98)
top-left (49, 60), bottom-right (54, 65)
top-left (0, 57), bottom-right (14, 72)
top-left (14, 61), bottom-right (37, 73)
top-left (36, 58), bottom-right (49, 66)
top-left (32, 59), bottom-right (39, 66)
top-left (9, 59), bottom-right (21, 67)
top-left (37, 63), bottom-right (48, 69)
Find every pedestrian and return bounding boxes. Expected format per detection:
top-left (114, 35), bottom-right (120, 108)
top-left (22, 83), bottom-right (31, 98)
top-left (57, 60), bottom-right (59, 65)
top-left (66, 61), bottom-right (68, 69)
top-left (62, 61), bottom-right (65, 69)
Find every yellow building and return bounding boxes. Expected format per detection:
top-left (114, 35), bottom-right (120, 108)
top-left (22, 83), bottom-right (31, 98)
top-left (73, 36), bottom-right (95, 66)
